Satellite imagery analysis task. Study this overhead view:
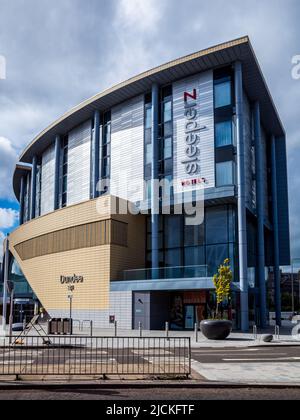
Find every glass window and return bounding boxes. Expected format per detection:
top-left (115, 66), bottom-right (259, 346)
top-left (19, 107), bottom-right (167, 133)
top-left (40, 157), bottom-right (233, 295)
top-left (103, 157), bottom-right (110, 178)
top-left (62, 175), bottom-right (67, 192)
top-left (184, 246), bottom-right (205, 266)
top-left (163, 101), bottom-right (172, 123)
top-left (163, 159), bottom-right (173, 176)
top-left (228, 206), bottom-right (236, 243)
top-left (146, 180), bottom-right (151, 201)
top-left (103, 124), bottom-right (111, 144)
top-left (165, 216), bottom-right (181, 249)
top-left (62, 192), bottom-right (67, 208)
top-left (214, 81), bottom-right (231, 108)
top-left (206, 244), bottom-right (229, 277)
top-left (164, 137), bottom-right (172, 160)
top-left (165, 248), bottom-right (182, 267)
top-left (161, 175), bottom-right (173, 197)
top-left (215, 120), bottom-right (233, 147)
top-left (147, 233), bottom-right (152, 251)
top-left (144, 164), bottom-right (151, 179)
top-left (145, 143), bottom-right (152, 165)
top-left (162, 85), bottom-right (172, 99)
top-left (145, 107), bottom-right (152, 129)
top-left (206, 206), bottom-right (228, 245)
top-left (216, 161), bottom-right (234, 187)
top-left (163, 121), bottom-right (173, 137)
top-left (184, 223), bottom-right (205, 247)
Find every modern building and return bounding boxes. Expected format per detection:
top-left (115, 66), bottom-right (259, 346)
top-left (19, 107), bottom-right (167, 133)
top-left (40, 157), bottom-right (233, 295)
top-left (2, 36), bottom-right (290, 331)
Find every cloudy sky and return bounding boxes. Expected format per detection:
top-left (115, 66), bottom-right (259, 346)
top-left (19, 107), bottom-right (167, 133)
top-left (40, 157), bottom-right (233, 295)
top-left (0, 0), bottom-right (299, 261)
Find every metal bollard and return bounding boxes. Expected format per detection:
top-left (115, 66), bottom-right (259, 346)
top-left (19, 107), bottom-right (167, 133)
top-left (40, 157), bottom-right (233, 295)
top-left (275, 325), bottom-right (280, 340)
top-left (165, 322), bottom-right (169, 338)
top-left (90, 320), bottom-right (93, 337)
top-left (139, 322), bottom-right (143, 338)
top-left (253, 325), bottom-right (258, 340)
top-left (114, 321), bottom-right (118, 337)
top-left (194, 323), bottom-right (199, 343)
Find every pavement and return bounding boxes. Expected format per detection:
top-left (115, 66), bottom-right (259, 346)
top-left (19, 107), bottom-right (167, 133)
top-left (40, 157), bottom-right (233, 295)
top-left (2, 323), bottom-right (300, 347)
top-left (0, 325), bottom-right (300, 389)
top-left (53, 324), bottom-right (300, 349)
top-left (190, 346), bottom-right (300, 384)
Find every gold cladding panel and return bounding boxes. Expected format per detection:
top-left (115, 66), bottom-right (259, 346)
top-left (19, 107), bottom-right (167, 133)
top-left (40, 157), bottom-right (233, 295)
top-left (10, 246), bottom-right (111, 311)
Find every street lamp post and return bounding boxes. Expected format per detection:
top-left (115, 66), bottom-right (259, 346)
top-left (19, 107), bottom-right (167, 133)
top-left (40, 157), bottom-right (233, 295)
top-left (291, 263), bottom-right (295, 314)
top-left (1, 235), bottom-right (9, 335)
top-left (68, 294), bottom-right (73, 320)
top-left (8, 282), bottom-right (15, 344)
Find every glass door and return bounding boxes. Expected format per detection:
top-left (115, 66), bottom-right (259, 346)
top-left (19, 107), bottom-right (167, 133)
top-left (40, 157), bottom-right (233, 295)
top-left (184, 305), bottom-right (195, 330)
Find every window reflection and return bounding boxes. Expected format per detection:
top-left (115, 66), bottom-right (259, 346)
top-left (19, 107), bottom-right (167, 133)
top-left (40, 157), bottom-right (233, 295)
top-left (214, 80), bottom-right (232, 108)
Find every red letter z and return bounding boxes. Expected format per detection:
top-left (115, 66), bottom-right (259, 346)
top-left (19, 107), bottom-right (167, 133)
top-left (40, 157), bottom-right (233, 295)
top-left (184, 89), bottom-right (197, 102)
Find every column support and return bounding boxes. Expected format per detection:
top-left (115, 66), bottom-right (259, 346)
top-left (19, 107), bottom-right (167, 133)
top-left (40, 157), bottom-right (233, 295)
top-left (54, 135), bottom-right (61, 210)
top-left (253, 101), bottom-right (267, 328)
top-left (235, 61), bottom-right (249, 332)
top-left (30, 155), bottom-right (37, 220)
top-left (19, 176), bottom-right (25, 225)
top-left (271, 135), bottom-right (282, 326)
top-left (92, 110), bottom-right (101, 198)
top-left (151, 83), bottom-right (159, 276)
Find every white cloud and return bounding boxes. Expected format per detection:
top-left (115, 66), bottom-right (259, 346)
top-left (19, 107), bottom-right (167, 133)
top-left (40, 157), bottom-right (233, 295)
top-left (106, 0), bottom-right (166, 86)
top-left (0, 208), bottom-right (18, 230)
top-left (117, 0), bottom-right (161, 31)
top-left (0, 231), bottom-right (5, 260)
top-left (0, 137), bottom-right (18, 201)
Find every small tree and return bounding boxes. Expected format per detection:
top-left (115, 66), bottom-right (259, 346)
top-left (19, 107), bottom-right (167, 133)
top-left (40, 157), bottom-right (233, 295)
top-left (213, 259), bottom-right (233, 320)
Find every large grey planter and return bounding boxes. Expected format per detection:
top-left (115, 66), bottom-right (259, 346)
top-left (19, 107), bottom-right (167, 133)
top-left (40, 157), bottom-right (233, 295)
top-left (200, 320), bottom-right (232, 340)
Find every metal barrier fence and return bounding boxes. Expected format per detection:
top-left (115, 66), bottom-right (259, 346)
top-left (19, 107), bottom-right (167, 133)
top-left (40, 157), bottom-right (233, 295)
top-left (0, 336), bottom-right (191, 378)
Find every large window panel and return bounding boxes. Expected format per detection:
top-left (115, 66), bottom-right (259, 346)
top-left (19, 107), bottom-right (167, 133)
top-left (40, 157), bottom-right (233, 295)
top-left (206, 206), bottom-right (228, 245)
top-left (165, 248), bottom-right (183, 267)
top-left (228, 206), bottom-right (236, 243)
top-left (216, 161), bottom-right (234, 186)
top-left (145, 143), bottom-right (152, 165)
top-left (214, 80), bottom-right (232, 108)
top-left (163, 101), bottom-right (172, 123)
top-left (145, 107), bottom-right (152, 129)
top-left (164, 137), bottom-right (172, 160)
top-left (184, 246), bottom-right (205, 266)
top-left (206, 244), bottom-right (229, 277)
top-left (215, 120), bottom-right (233, 147)
top-left (164, 216), bottom-right (182, 249)
top-left (184, 222), bottom-right (205, 247)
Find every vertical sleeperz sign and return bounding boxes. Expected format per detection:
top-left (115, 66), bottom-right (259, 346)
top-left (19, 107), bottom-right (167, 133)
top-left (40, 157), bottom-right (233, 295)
top-left (182, 88), bottom-right (201, 176)
top-left (181, 86), bottom-right (207, 190)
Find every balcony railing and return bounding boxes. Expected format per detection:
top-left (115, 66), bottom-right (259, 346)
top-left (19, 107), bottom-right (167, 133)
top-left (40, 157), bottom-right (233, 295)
top-left (123, 265), bottom-right (208, 281)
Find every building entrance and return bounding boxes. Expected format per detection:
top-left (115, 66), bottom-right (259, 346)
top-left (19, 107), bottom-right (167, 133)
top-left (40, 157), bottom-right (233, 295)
top-left (170, 291), bottom-right (209, 330)
top-left (184, 304), bottom-right (206, 329)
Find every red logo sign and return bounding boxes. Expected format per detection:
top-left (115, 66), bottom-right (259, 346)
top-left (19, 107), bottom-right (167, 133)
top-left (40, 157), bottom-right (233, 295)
top-left (181, 178), bottom-right (207, 187)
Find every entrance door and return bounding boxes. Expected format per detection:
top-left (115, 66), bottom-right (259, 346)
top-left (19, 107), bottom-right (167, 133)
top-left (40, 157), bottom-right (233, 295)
top-left (133, 292), bottom-right (150, 330)
top-left (184, 305), bottom-right (206, 330)
top-left (184, 306), bottom-right (195, 330)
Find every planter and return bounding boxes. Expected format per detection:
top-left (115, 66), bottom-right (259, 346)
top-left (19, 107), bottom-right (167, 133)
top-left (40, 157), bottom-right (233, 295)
top-left (200, 320), bottom-right (232, 340)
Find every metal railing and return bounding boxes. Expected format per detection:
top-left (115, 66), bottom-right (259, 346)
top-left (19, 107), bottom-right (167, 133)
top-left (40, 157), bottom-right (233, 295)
top-left (0, 336), bottom-right (191, 378)
top-left (123, 265), bottom-right (208, 281)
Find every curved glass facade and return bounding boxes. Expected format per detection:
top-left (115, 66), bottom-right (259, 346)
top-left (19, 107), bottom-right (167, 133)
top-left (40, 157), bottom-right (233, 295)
top-left (9, 257), bottom-right (36, 297)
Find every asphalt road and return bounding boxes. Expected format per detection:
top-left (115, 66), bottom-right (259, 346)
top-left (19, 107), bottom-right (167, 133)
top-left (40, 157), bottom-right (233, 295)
top-left (191, 346), bottom-right (300, 364)
top-left (0, 387), bottom-right (300, 400)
